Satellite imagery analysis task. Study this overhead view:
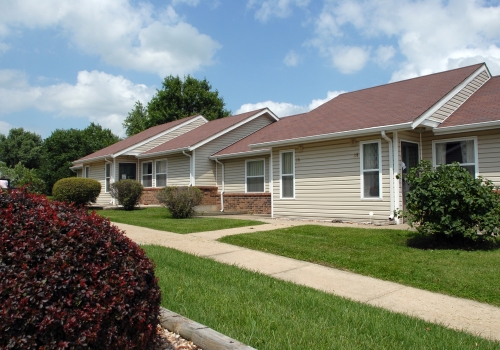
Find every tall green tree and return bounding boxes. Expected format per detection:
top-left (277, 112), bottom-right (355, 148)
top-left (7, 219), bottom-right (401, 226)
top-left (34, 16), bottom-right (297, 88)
top-left (0, 128), bottom-right (43, 169)
top-left (39, 123), bottom-right (120, 193)
top-left (123, 75), bottom-right (231, 137)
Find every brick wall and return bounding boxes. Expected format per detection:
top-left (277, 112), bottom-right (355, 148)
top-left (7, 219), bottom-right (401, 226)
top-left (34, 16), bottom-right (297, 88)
top-left (140, 186), bottom-right (220, 206)
top-left (223, 193), bottom-right (271, 214)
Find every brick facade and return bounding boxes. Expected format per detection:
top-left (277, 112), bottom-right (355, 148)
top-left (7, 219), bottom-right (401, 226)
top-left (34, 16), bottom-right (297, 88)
top-left (223, 193), bottom-right (271, 214)
top-left (139, 186), bottom-right (271, 214)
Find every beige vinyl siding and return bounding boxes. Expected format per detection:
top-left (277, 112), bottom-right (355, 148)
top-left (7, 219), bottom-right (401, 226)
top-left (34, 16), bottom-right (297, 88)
top-left (421, 129), bottom-right (500, 185)
top-left (271, 136), bottom-right (392, 222)
top-left (195, 115), bottom-right (275, 186)
top-left (166, 153), bottom-right (191, 186)
top-left (125, 118), bottom-right (207, 156)
top-left (223, 156), bottom-right (270, 193)
top-left (76, 169), bottom-right (82, 177)
top-left (83, 161), bottom-right (112, 206)
top-left (428, 71), bottom-right (490, 124)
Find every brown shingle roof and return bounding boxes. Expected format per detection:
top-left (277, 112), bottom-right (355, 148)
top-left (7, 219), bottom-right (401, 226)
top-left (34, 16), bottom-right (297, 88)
top-left (213, 63), bottom-right (483, 156)
top-left (141, 109), bottom-right (269, 156)
top-left (74, 115), bottom-right (203, 163)
top-left (438, 76), bottom-right (500, 128)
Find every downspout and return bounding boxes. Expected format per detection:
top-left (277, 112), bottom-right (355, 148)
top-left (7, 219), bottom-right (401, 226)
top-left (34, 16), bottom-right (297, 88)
top-left (269, 152), bottom-right (273, 218)
top-left (393, 131), bottom-right (400, 224)
top-left (104, 157), bottom-right (112, 205)
top-left (112, 157), bottom-right (116, 205)
top-left (381, 131), bottom-right (394, 219)
top-left (183, 150), bottom-right (192, 186)
top-left (214, 158), bottom-right (224, 212)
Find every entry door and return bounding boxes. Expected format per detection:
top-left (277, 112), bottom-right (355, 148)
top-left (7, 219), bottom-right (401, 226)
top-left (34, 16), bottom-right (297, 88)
top-left (119, 163), bottom-right (137, 181)
top-left (401, 142), bottom-right (419, 211)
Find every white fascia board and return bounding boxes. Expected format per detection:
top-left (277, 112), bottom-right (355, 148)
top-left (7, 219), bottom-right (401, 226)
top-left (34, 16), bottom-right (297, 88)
top-left (137, 147), bottom-right (188, 159)
top-left (69, 164), bottom-right (83, 170)
top-left (115, 115), bottom-right (207, 157)
top-left (411, 64), bottom-right (490, 129)
top-left (209, 149), bottom-right (270, 160)
top-left (433, 120), bottom-right (500, 135)
top-left (71, 154), bottom-right (110, 165)
top-left (249, 122), bottom-right (412, 149)
top-left (188, 109), bottom-right (278, 151)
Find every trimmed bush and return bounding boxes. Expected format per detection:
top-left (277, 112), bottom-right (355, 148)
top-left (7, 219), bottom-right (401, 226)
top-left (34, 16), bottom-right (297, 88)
top-left (156, 186), bottom-right (203, 218)
top-left (110, 179), bottom-right (143, 210)
top-left (402, 160), bottom-right (500, 242)
top-left (0, 189), bottom-right (161, 349)
top-left (52, 177), bottom-right (101, 205)
top-left (0, 161), bottom-right (46, 194)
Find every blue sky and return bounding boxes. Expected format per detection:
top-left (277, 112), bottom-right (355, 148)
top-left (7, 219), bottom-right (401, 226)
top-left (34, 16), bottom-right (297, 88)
top-left (1, 0), bottom-right (500, 138)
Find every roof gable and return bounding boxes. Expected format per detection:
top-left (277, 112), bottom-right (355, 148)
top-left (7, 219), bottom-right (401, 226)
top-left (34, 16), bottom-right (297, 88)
top-left (74, 115), bottom-right (206, 163)
top-left (140, 108), bottom-right (278, 157)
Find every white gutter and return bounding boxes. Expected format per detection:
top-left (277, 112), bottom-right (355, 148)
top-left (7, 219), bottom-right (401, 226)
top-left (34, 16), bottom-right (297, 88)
top-left (209, 149), bottom-right (270, 160)
top-left (381, 131), bottom-right (394, 219)
top-left (250, 122), bottom-right (412, 149)
top-left (433, 120), bottom-right (500, 135)
top-left (214, 158), bottom-right (224, 212)
top-left (72, 154), bottom-right (112, 165)
top-left (183, 150), bottom-right (193, 186)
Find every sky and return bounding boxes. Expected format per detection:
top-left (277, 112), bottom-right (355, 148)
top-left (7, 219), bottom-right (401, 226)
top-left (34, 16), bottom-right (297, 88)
top-left (1, 0), bottom-right (500, 139)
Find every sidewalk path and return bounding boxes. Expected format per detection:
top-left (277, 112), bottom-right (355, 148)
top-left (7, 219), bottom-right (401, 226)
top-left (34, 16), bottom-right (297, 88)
top-left (116, 220), bottom-right (500, 342)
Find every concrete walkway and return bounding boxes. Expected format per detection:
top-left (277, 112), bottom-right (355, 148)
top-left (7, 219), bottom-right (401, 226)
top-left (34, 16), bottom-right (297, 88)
top-left (116, 219), bottom-right (500, 342)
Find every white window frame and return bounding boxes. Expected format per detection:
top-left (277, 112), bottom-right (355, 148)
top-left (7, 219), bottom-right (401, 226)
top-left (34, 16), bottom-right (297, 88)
top-left (360, 140), bottom-right (383, 200)
top-left (155, 159), bottom-right (168, 188)
top-left (84, 166), bottom-right (90, 179)
top-left (105, 163), bottom-right (111, 193)
top-left (245, 158), bottom-right (265, 193)
top-left (432, 136), bottom-right (478, 177)
top-left (280, 150), bottom-right (295, 199)
top-left (141, 161), bottom-right (153, 187)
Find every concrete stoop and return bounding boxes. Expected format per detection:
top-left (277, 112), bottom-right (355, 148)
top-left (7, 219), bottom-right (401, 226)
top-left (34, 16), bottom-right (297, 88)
top-left (160, 307), bottom-right (255, 350)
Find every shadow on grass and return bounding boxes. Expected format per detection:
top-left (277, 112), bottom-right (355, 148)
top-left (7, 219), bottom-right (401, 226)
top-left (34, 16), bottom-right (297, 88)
top-left (406, 233), bottom-right (500, 251)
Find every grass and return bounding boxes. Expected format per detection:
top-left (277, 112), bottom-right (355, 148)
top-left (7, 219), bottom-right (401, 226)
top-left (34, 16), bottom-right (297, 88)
top-left (93, 207), bottom-right (264, 234)
top-left (220, 225), bottom-right (500, 307)
top-left (143, 245), bottom-right (499, 349)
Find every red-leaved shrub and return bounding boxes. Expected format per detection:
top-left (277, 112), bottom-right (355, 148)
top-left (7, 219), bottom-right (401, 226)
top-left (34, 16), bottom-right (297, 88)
top-left (0, 189), bottom-right (161, 349)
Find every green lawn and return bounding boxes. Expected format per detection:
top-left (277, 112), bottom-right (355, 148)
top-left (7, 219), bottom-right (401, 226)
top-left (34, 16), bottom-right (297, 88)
top-left (144, 245), bottom-right (498, 349)
top-left (220, 225), bottom-right (500, 307)
top-left (93, 207), bottom-right (264, 234)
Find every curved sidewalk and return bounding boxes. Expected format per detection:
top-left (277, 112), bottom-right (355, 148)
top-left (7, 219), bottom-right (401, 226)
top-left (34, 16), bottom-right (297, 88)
top-left (116, 221), bottom-right (500, 342)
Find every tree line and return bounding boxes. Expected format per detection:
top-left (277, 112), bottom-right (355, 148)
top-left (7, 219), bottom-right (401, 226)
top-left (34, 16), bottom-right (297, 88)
top-left (0, 75), bottom-right (230, 194)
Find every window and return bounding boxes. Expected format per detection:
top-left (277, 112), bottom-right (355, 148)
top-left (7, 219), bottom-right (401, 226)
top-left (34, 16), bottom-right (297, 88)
top-left (280, 151), bottom-right (294, 199)
top-left (433, 138), bottom-right (477, 177)
top-left (85, 166), bottom-right (90, 178)
top-left (246, 159), bottom-right (265, 192)
top-left (105, 163), bottom-right (111, 192)
top-left (361, 141), bottom-right (381, 199)
top-left (142, 162), bottom-right (152, 187)
top-left (118, 163), bottom-right (136, 180)
top-left (156, 160), bottom-right (167, 187)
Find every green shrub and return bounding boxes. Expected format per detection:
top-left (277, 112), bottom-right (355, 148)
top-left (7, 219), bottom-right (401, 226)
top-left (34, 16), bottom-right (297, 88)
top-left (402, 160), bottom-right (500, 242)
top-left (156, 186), bottom-right (203, 218)
top-left (52, 177), bottom-right (101, 205)
top-left (110, 179), bottom-right (143, 210)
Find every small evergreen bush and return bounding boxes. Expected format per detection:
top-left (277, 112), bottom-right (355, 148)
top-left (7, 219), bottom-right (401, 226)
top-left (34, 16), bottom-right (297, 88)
top-left (0, 189), bottom-right (161, 349)
top-left (402, 160), bottom-right (500, 242)
top-left (156, 186), bottom-right (203, 218)
top-left (110, 179), bottom-right (143, 210)
top-left (52, 177), bottom-right (101, 205)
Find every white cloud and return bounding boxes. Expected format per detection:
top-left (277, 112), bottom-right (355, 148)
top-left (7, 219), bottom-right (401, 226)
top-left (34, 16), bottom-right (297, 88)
top-left (0, 0), bottom-right (220, 77)
top-left (311, 0), bottom-right (500, 78)
top-left (237, 90), bottom-right (344, 117)
top-left (0, 70), bottom-right (154, 136)
top-left (331, 46), bottom-right (370, 74)
top-left (284, 50), bottom-right (301, 67)
top-left (0, 120), bottom-right (13, 135)
top-left (171, 0), bottom-right (200, 6)
top-left (248, 0), bottom-right (310, 22)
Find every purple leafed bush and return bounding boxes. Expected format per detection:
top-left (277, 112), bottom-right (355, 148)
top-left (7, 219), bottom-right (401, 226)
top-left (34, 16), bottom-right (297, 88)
top-left (0, 189), bottom-right (161, 349)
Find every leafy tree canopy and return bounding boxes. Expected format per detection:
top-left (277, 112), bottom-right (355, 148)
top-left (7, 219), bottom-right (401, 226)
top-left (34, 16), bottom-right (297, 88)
top-left (123, 75), bottom-right (231, 137)
top-left (0, 128), bottom-right (43, 169)
top-left (38, 123), bottom-right (120, 194)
